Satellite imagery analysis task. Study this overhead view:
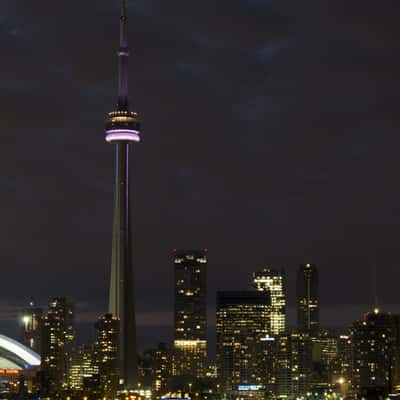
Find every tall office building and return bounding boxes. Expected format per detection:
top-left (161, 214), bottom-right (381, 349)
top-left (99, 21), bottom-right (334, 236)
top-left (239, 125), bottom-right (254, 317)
top-left (69, 345), bottom-right (98, 390)
top-left (20, 302), bottom-right (42, 354)
top-left (173, 249), bottom-right (207, 378)
top-left (297, 263), bottom-right (319, 335)
top-left (253, 268), bottom-right (286, 335)
top-left (216, 291), bottom-right (271, 395)
top-left (105, 0), bottom-right (141, 389)
top-left (329, 334), bottom-right (352, 397)
top-left (41, 298), bottom-right (75, 394)
top-left (94, 314), bottom-right (121, 397)
top-left (275, 330), bottom-right (313, 399)
top-left (332, 334), bottom-right (352, 384)
top-left (351, 309), bottom-right (400, 398)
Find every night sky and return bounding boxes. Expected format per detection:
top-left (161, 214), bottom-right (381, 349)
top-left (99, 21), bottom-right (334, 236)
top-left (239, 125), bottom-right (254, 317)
top-left (1, 0), bottom-right (400, 350)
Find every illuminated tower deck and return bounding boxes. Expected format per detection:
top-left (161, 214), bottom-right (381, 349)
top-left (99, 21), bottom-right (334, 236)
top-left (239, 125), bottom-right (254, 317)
top-left (105, 0), bottom-right (140, 389)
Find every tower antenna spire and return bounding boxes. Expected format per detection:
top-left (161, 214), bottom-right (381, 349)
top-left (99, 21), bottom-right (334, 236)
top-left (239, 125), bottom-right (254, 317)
top-left (120, 0), bottom-right (127, 47)
top-left (371, 264), bottom-right (379, 310)
top-left (118, 0), bottom-right (129, 110)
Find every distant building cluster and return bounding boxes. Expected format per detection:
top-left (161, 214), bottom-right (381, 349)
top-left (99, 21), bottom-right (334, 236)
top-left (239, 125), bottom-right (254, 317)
top-left (0, 256), bottom-right (399, 400)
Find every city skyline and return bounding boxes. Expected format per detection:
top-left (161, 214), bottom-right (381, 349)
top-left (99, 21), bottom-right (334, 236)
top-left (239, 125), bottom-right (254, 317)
top-left (7, 263), bottom-right (398, 353)
top-left (2, 0), bottom-right (400, 349)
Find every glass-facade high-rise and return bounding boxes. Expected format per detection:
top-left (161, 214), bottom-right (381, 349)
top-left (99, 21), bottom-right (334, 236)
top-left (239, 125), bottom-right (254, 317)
top-left (173, 249), bottom-right (207, 378)
top-left (41, 298), bottom-right (75, 395)
top-left (297, 263), bottom-right (319, 335)
top-left (69, 345), bottom-right (98, 390)
top-left (253, 267), bottom-right (286, 335)
top-left (94, 313), bottom-right (121, 397)
top-left (275, 330), bottom-right (313, 399)
top-left (216, 291), bottom-right (271, 395)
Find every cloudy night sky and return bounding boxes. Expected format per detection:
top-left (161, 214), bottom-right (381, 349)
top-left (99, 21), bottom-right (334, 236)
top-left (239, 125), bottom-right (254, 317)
top-left (1, 0), bottom-right (400, 350)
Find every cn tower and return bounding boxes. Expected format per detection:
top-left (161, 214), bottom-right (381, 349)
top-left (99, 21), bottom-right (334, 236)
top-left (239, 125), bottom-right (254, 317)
top-left (105, 0), bottom-right (140, 389)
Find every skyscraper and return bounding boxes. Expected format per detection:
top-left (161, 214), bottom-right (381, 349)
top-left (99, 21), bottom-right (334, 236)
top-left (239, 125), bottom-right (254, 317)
top-left (253, 267), bottom-right (286, 335)
top-left (41, 298), bottom-right (75, 394)
top-left (173, 249), bottom-right (207, 378)
top-left (275, 330), bottom-right (313, 399)
top-left (69, 345), bottom-right (98, 390)
top-left (94, 314), bottom-right (121, 397)
top-left (216, 291), bottom-right (271, 396)
top-left (297, 263), bottom-right (319, 335)
top-left (105, 0), bottom-right (141, 389)
top-left (332, 334), bottom-right (352, 388)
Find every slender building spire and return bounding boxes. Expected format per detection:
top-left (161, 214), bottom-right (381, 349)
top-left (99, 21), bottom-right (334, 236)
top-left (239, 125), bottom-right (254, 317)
top-left (120, 0), bottom-right (127, 45)
top-left (118, 0), bottom-right (129, 110)
top-left (105, 0), bottom-right (141, 390)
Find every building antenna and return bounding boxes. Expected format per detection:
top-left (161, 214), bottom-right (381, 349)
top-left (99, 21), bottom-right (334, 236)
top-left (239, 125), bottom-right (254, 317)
top-left (371, 264), bottom-right (379, 309)
top-left (118, 0), bottom-right (129, 110)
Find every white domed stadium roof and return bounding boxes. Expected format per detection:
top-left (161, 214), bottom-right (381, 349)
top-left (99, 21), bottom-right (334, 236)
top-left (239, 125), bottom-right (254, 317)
top-left (0, 335), bottom-right (40, 369)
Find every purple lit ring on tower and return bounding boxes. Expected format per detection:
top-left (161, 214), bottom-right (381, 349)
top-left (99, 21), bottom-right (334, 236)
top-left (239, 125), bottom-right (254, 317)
top-left (105, 129), bottom-right (140, 143)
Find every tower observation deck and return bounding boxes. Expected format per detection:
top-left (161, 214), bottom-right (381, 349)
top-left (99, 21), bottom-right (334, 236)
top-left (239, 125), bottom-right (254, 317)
top-left (105, 0), bottom-right (140, 389)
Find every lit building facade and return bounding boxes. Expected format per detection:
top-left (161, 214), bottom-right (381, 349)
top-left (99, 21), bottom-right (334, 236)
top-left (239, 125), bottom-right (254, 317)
top-left (253, 267), bottom-right (286, 335)
top-left (330, 334), bottom-right (352, 398)
top-left (351, 309), bottom-right (400, 398)
top-left (297, 263), bottom-right (319, 335)
top-left (333, 334), bottom-right (352, 381)
top-left (216, 291), bottom-right (271, 395)
top-left (106, 0), bottom-right (140, 389)
top-left (173, 250), bottom-right (207, 378)
top-left (20, 302), bottom-right (42, 355)
top-left (152, 343), bottom-right (173, 398)
top-left (69, 345), bottom-right (98, 390)
top-left (94, 313), bottom-right (120, 397)
top-left (310, 330), bottom-right (338, 389)
top-left (40, 297), bottom-right (75, 394)
top-left (275, 330), bottom-right (313, 399)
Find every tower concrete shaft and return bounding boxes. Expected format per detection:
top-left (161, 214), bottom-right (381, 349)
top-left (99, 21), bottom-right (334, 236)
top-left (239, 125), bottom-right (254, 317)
top-left (106, 0), bottom-right (141, 389)
top-left (109, 143), bottom-right (137, 388)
